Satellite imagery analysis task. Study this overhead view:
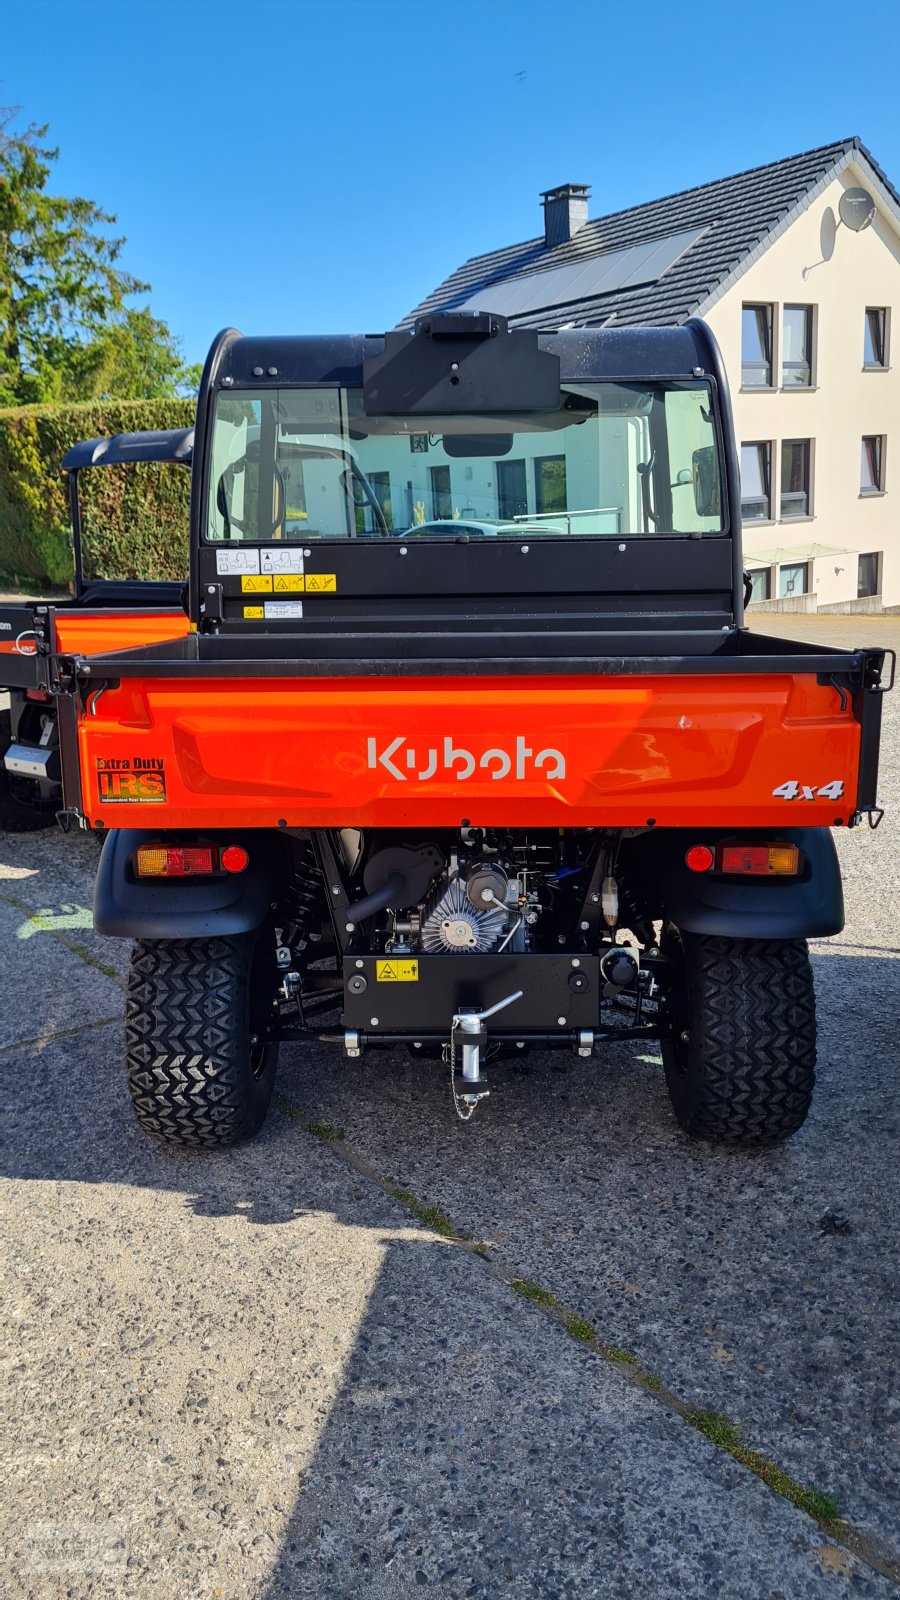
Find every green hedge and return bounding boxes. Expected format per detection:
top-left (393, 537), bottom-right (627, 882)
top-left (0, 398), bottom-right (195, 588)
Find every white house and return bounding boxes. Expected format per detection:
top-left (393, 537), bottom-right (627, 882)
top-left (403, 140), bottom-right (900, 613)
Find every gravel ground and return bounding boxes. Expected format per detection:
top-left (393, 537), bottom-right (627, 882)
top-left (1, 614), bottom-right (897, 1598)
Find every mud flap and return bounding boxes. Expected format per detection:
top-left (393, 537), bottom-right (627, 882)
top-left (93, 828), bottom-right (284, 938)
top-left (626, 827), bottom-right (844, 939)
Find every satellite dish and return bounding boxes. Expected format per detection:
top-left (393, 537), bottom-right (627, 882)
top-left (838, 188), bottom-right (876, 232)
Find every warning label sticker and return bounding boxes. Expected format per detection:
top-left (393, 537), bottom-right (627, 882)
top-left (96, 757), bottom-right (166, 804)
top-left (243, 605), bottom-right (264, 619)
top-left (241, 574), bottom-right (273, 593)
top-left (304, 573), bottom-right (337, 593)
top-left (264, 601), bottom-right (303, 620)
top-left (216, 548), bottom-right (260, 576)
top-left (261, 549), bottom-right (305, 575)
top-left (375, 959), bottom-right (419, 982)
top-left (273, 574), bottom-right (305, 592)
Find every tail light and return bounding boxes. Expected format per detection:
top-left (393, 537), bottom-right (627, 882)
top-left (136, 845), bottom-right (215, 877)
top-left (719, 843), bottom-right (800, 876)
top-left (685, 844), bottom-right (715, 873)
top-left (685, 842), bottom-right (801, 877)
top-left (220, 845), bottom-right (249, 873)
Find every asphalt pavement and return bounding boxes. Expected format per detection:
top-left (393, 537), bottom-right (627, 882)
top-left (1, 614), bottom-right (898, 1599)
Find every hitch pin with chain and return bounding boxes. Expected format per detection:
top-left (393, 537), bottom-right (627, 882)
top-left (448, 989), bottom-right (524, 1122)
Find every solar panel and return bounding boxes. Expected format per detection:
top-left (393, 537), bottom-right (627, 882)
top-left (458, 226), bottom-right (706, 319)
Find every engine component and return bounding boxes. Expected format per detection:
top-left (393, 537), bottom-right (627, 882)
top-left (421, 875), bottom-right (508, 953)
top-left (465, 864), bottom-right (509, 911)
top-left (363, 842), bottom-right (445, 905)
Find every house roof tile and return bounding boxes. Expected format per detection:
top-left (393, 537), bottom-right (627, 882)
top-left (401, 139), bottom-right (898, 330)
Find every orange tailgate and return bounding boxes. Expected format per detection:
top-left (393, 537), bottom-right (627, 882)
top-left (75, 672), bottom-right (860, 831)
top-left (55, 611), bottom-right (191, 657)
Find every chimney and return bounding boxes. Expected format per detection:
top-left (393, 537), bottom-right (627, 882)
top-left (540, 183), bottom-right (591, 247)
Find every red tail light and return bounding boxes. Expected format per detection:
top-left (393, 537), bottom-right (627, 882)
top-left (685, 844), bottom-right (715, 873)
top-left (220, 845), bottom-right (249, 873)
top-left (136, 845), bottom-right (215, 877)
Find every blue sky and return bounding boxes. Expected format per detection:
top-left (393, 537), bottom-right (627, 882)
top-left (5, 0), bottom-right (900, 365)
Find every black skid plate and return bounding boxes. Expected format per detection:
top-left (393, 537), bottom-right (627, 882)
top-left (341, 953), bottom-right (600, 1033)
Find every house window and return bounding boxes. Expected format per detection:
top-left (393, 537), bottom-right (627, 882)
top-left (780, 439), bottom-right (811, 518)
top-left (782, 305), bottom-right (813, 387)
top-left (860, 435), bottom-right (884, 494)
top-left (740, 442), bottom-right (771, 520)
top-left (778, 562), bottom-right (809, 598)
top-left (429, 464), bottom-right (452, 520)
top-left (858, 552), bottom-right (881, 598)
top-left (370, 471), bottom-right (393, 529)
top-left (747, 567), bottom-right (771, 602)
top-left (534, 455), bottom-right (567, 514)
top-left (496, 458), bottom-right (527, 520)
top-left (864, 308), bottom-right (888, 368)
top-left (741, 304), bottom-right (773, 387)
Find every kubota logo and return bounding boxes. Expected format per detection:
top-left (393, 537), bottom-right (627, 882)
top-left (367, 735), bottom-right (566, 782)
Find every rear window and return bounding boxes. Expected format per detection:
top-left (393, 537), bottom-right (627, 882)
top-left (206, 381), bottom-right (723, 543)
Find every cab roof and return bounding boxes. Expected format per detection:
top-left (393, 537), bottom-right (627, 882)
top-left (209, 320), bottom-right (718, 392)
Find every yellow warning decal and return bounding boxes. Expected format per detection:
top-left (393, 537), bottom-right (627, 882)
top-left (375, 959), bottom-right (419, 982)
top-left (273, 574), bottom-right (305, 592)
top-left (241, 574), bottom-right (273, 593)
top-left (243, 605), bottom-right (264, 619)
top-left (304, 573), bottom-right (337, 593)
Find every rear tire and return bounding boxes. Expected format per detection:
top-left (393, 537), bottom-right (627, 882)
top-left (0, 710), bottom-right (58, 831)
top-left (659, 927), bottom-right (816, 1145)
top-left (125, 930), bottom-right (279, 1148)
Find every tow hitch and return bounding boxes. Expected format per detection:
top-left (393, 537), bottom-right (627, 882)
top-left (448, 990), bottom-right (524, 1121)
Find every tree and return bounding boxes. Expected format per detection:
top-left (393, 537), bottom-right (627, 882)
top-left (0, 109), bottom-right (197, 406)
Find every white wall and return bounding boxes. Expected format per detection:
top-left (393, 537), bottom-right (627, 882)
top-left (703, 164), bottom-right (900, 610)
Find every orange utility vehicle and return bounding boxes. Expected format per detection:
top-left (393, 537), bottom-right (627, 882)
top-left (0, 429), bottom-right (192, 829)
top-left (39, 316), bottom-right (891, 1147)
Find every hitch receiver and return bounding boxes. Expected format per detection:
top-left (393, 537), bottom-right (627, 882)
top-left (451, 989), bottom-right (524, 1107)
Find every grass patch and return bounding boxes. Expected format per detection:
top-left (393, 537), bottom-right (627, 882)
top-left (684, 1410), bottom-right (841, 1524)
top-left (804, 1486), bottom-right (842, 1522)
top-left (603, 1344), bottom-right (638, 1365)
top-left (643, 1372), bottom-right (663, 1391)
top-left (511, 1277), bottom-right (556, 1307)
top-left (387, 1184), bottom-right (453, 1238)
top-left (274, 1096), bottom-right (344, 1142)
top-left (304, 1121), bottom-right (345, 1143)
top-left (564, 1314), bottom-right (596, 1344)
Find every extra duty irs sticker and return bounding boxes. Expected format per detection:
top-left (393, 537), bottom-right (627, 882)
top-left (96, 756), bottom-right (166, 804)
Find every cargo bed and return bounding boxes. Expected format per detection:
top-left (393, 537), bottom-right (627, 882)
top-left (51, 626), bottom-right (890, 832)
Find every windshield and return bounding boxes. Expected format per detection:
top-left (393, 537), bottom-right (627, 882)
top-left (206, 382), bottom-right (722, 543)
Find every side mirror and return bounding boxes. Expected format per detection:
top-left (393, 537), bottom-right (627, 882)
top-left (692, 446), bottom-right (720, 519)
